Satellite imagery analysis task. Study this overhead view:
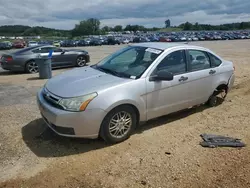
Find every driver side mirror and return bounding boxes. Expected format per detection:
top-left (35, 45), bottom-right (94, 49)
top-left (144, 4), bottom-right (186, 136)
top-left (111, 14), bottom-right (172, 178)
top-left (149, 70), bottom-right (174, 82)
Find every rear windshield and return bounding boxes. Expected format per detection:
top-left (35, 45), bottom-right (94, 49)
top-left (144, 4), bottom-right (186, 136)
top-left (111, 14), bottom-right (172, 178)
top-left (13, 46), bottom-right (41, 54)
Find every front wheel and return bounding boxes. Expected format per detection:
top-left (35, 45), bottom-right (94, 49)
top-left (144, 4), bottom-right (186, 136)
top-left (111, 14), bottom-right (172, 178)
top-left (100, 105), bottom-right (136, 144)
top-left (26, 61), bottom-right (38, 73)
top-left (76, 56), bottom-right (86, 67)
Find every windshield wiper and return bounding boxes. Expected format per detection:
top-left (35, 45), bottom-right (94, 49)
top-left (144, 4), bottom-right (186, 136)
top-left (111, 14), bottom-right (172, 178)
top-left (95, 66), bottom-right (130, 78)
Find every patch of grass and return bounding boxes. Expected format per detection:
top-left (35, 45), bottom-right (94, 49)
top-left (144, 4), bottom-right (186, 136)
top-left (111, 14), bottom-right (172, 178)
top-left (158, 27), bottom-right (183, 32)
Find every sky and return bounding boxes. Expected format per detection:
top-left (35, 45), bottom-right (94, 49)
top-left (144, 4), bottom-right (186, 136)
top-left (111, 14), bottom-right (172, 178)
top-left (0, 0), bottom-right (250, 30)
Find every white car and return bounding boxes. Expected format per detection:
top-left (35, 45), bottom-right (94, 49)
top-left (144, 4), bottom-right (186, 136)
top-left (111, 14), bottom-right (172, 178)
top-left (123, 39), bottom-right (130, 44)
top-left (28, 41), bottom-right (38, 47)
top-left (37, 42), bottom-right (235, 144)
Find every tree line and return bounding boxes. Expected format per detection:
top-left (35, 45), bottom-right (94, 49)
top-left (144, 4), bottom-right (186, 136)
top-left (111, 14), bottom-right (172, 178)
top-left (180, 22), bottom-right (250, 31)
top-left (1, 18), bottom-right (250, 37)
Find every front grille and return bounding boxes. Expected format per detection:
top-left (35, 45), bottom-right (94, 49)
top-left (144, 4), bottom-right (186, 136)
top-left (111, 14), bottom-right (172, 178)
top-left (42, 88), bottom-right (64, 110)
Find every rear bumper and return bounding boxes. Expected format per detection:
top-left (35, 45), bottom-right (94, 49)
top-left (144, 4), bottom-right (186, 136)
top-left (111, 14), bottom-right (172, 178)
top-left (228, 73), bottom-right (235, 92)
top-left (0, 61), bottom-right (24, 71)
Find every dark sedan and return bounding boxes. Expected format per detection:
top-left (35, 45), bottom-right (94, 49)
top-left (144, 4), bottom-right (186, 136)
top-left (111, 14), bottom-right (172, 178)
top-left (0, 45), bottom-right (90, 73)
top-left (0, 42), bottom-right (12, 50)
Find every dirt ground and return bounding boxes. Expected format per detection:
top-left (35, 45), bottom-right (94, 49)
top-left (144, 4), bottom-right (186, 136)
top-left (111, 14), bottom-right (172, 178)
top-left (0, 40), bottom-right (250, 188)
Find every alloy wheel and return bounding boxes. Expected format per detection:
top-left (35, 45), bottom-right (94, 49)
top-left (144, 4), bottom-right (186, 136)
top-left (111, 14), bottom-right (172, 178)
top-left (109, 111), bottom-right (132, 139)
top-left (27, 62), bottom-right (38, 73)
top-left (77, 56), bottom-right (86, 67)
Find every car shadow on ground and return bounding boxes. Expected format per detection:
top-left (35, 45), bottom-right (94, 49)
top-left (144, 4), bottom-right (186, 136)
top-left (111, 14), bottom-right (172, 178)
top-left (26, 77), bottom-right (41, 81)
top-left (22, 118), bottom-right (108, 158)
top-left (0, 71), bottom-right (25, 76)
top-left (22, 99), bottom-right (223, 158)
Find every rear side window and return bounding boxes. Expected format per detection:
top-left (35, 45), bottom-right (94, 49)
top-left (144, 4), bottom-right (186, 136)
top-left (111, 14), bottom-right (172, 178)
top-left (188, 50), bottom-right (210, 71)
top-left (208, 53), bottom-right (222, 67)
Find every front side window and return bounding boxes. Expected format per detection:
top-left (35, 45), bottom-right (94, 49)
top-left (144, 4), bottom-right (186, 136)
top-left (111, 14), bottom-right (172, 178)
top-left (188, 50), bottom-right (210, 71)
top-left (32, 47), bottom-right (52, 53)
top-left (93, 46), bottom-right (162, 78)
top-left (155, 50), bottom-right (187, 75)
top-left (51, 47), bottom-right (63, 52)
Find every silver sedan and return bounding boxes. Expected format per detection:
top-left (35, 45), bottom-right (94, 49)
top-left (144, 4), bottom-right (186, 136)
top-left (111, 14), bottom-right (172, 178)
top-left (37, 42), bottom-right (235, 144)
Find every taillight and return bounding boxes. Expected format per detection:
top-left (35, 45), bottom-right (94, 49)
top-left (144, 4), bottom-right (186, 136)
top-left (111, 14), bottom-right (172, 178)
top-left (6, 57), bottom-right (13, 62)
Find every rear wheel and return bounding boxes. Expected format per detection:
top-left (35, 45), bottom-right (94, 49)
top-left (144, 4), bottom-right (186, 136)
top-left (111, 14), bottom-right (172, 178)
top-left (76, 56), bottom-right (86, 67)
top-left (26, 61), bottom-right (38, 73)
top-left (100, 105), bottom-right (136, 144)
top-left (207, 95), bottom-right (218, 107)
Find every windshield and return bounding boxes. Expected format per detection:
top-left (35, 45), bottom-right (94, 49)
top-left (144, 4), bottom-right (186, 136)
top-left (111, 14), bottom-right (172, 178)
top-left (92, 46), bottom-right (162, 79)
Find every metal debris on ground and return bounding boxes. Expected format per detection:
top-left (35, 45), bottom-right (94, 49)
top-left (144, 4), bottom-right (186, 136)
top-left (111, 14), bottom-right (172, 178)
top-left (200, 134), bottom-right (246, 148)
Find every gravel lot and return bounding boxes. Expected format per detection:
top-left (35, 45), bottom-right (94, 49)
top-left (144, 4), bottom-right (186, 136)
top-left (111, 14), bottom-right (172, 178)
top-left (0, 41), bottom-right (250, 188)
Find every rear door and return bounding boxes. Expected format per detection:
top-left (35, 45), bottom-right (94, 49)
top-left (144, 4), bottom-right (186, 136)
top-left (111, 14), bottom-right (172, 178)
top-left (32, 47), bottom-right (59, 67)
top-left (185, 49), bottom-right (217, 105)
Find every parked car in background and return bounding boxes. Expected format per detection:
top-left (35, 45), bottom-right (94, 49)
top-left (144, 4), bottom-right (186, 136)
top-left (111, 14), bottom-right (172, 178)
top-left (0, 45), bottom-right (90, 73)
top-left (122, 38), bottom-right (130, 44)
top-left (28, 41), bottom-right (38, 47)
top-left (107, 37), bottom-right (120, 45)
top-left (53, 41), bottom-right (61, 47)
top-left (12, 41), bottom-right (25, 48)
top-left (37, 42), bottom-right (235, 144)
top-left (0, 41), bottom-right (12, 50)
top-left (61, 40), bottom-right (77, 47)
top-left (89, 38), bottom-right (102, 46)
top-left (77, 40), bottom-right (88, 46)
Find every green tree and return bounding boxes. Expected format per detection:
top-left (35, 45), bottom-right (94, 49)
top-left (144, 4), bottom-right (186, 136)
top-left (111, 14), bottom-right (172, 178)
top-left (72, 18), bottom-right (101, 37)
top-left (165, 19), bottom-right (171, 28)
top-left (102, 26), bottom-right (111, 32)
top-left (183, 22), bottom-right (193, 30)
top-left (113, 25), bottom-right (123, 32)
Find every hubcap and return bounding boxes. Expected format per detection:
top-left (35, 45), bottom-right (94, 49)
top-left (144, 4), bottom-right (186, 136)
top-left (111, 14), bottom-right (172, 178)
top-left (28, 62), bottom-right (38, 73)
top-left (212, 97), bottom-right (217, 106)
top-left (109, 111), bottom-right (132, 139)
top-left (77, 57), bottom-right (86, 66)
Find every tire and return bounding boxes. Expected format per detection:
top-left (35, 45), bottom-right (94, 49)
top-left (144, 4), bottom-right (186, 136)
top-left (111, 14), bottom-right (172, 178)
top-left (76, 56), bottom-right (86, 67)
top-left (25, 60), bottom-right (38, 73)
top-left (207, 95), bottom-right (218, 107)
top-left (100, 105), bottom-right (137, 144)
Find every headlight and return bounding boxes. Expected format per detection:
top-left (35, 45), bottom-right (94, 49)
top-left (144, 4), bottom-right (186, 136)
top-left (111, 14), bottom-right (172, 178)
top-left (59, 93), bottom-right (97, 112)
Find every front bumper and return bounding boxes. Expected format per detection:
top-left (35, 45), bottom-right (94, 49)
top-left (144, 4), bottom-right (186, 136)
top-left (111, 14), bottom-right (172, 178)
top-left (85, 54), bottom-right (90, 63)
top-left (36, 89), bottom-right (106, 139)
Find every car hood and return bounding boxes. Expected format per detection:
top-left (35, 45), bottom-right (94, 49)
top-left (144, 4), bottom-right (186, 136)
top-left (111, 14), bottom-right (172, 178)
top-left (45, 66), bottom-right (131, 98)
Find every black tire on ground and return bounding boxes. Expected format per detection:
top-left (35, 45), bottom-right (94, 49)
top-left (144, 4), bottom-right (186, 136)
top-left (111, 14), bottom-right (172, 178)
top-left (100, 105), bottom-right (137, 144)
top-left (25, 60), bottom-right (39, 73)
top-left (207, 95), bottom-right (218, 107)
top-left (76, 56), bottom-right (86, 67)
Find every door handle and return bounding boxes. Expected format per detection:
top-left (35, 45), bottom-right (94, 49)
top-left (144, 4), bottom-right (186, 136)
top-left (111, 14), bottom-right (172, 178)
top-left (209, 70), bottom-right (216, 74)
top-left (179, 76), bottom-right (188, 82)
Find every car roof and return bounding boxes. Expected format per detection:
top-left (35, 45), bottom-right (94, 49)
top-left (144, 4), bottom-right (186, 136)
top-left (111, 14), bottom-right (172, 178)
top-left (131, 42), bottom-right (205, 51)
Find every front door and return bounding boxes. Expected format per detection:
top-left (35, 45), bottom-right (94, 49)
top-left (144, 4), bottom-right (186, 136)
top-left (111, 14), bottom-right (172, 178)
top-left (146, 50), bottom-right (193, 120)
top-left (51, 47), bottom-right (72, 67)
